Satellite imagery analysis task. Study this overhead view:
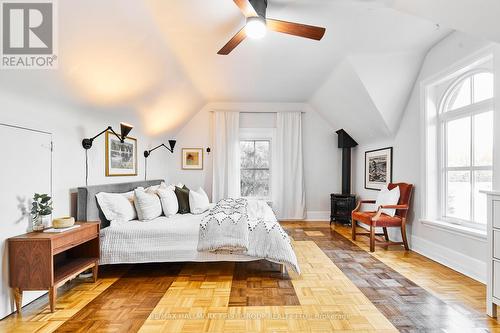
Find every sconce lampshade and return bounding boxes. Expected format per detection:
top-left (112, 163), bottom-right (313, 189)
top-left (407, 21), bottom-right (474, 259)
top-left (120, 122), bottom-right (134, 140)
top-left (168, 140), bottom-right (177, 151)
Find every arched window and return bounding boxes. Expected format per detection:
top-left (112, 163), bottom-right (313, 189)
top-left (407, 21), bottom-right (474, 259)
top-left (439, 71), bottom-right (494, 225)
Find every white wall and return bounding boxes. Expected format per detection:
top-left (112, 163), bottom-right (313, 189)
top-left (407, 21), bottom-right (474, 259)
top-left (352, 31), bottom-right (499, 282)
top-left (0, 91), bottom-right (170, 218)
top-left (0, 91), bottom-right (170, 318)
top-left (165, 103), bottom-right (340, 220)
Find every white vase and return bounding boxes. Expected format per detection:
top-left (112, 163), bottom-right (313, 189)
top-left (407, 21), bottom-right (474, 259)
top-left (33, 214), bottom-right (51, 231)
top-left (41, 214), bottom-right (51, 229)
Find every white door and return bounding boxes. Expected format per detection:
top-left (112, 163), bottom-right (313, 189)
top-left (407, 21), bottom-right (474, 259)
top-left (0, 123), bottom-right (52, 319)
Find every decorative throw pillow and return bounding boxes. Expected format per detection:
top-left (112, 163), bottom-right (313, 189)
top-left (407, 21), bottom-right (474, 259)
top-left (157, 186), bottom-right (179, 217)
top-left (96, 190), bottom-right (137, 222)
top-left (175, 186), bottom-right (190, 214)
top-left (189, 187), bottom-right (210, 214)
top-left (375, 186), bottom-right (400, 217)
top-left (134, 187), bottom-right (162, 221)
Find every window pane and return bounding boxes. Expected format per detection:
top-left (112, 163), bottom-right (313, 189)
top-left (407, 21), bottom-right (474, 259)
top-left (473, 72), bottom-right (494, 103)
top-left (474, 111), bottom-right (493, 166)
top-left (241, 169), bottom-right (254, 197)
top-left (253, 170), bottom-right (270, 197)
top-left (448, 77), bottom-right (471, 111)
top-left (446, 117), bottom-right (471, 167)
top-left (473, 170), bottom-right (492, 224)
top-left (240, 170), bottom-right (269, 198)
top-left (254, 141), bottom-right (270, 168)
top-left (240, 141), bottom-right (255, 168)
top-left (446, 171), bottom-right (471, 220)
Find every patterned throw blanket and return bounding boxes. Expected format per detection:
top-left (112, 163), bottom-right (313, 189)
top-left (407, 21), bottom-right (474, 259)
top-left (198, 198), bottom-right (300, 274)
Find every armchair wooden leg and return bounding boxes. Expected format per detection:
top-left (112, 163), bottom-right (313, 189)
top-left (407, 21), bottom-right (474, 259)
top-left (401, 222), bottom-right (409, 251)
top-left (382, 227), bottom-right (389, 242)
top-left (369, 225), bottom-right (375, 252)
top-left (352, 220), bottom-right (356, 241)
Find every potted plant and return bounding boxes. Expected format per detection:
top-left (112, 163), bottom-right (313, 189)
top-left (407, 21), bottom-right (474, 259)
top-left (31, 193), bottom-right (53, 231)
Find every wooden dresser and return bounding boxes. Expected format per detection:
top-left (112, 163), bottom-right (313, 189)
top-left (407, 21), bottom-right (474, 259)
top-left (8, 222), bottom-right (100, 313)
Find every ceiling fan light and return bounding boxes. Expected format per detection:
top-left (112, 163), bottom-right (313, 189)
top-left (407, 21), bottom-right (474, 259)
top-left (246, 16), bottom-right (267, 39)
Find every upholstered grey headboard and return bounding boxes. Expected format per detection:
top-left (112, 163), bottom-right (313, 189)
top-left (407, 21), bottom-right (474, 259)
top-left (77, 179), bottom-right (163, 228)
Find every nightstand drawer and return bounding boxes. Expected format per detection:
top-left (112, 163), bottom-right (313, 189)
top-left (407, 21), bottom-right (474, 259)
top-left (494, 261), bottom-right (500, 299)
top-left (493, 201), bottom-right (500, 229)
top-left (52, 224), bottom-right (99, 254)
top-left (494, 230), bottom-right (500, 260)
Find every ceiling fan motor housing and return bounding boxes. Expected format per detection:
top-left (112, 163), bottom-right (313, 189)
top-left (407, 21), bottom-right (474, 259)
top-left (249, 0), bottom-right (267, 18)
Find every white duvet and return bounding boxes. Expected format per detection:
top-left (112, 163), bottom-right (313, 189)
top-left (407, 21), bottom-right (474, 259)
top-left (100, 208), bottom-right (259, 265)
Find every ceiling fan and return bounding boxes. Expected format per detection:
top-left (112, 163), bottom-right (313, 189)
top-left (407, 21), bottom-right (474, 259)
top-left (218, 0), bottom-right (326, 55)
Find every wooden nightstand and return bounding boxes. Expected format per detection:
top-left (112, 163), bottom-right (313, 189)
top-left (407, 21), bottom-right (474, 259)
top-left (8, 222), bottom-right (100, 313)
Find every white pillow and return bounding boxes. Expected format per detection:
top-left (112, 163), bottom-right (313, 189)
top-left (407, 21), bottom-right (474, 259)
top-left (157, 186), bottom-right (179, 217)
top-left (375, 186), bottom-right (400, 217)
top-left (95, 191), bottom-right (137, 222)
top-left (146, 183), bottom-right (163, 192)
top-left (189, 187), bottom-right (210, 214)
top-left (134, 187), bottom-right (162, 221)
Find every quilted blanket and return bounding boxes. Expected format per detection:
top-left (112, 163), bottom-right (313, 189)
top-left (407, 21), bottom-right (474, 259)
top-left (198, 198), bottom-right (300, 274)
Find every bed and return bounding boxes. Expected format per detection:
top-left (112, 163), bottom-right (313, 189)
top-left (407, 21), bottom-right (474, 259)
top-left (77, 180), bottom-right (299, 272)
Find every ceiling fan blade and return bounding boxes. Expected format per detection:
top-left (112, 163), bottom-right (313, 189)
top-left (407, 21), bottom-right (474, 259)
top-left (233, 0), bottom-right (258, 17)
top-left (266, 19), bottom-right (326, 40)
top-left (217, 27), bottom-right (247, 55)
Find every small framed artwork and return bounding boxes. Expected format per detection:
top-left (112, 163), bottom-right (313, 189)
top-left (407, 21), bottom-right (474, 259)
top-left (105, 131), bottom-right (138, 176)
top-left (182, 148), bottom-right (203, 170)
top-left (365, 147), bottom-right (393, 190)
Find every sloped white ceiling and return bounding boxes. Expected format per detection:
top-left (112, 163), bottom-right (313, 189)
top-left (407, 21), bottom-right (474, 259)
top-left (3, 0), bottom-right (484, 142)
top-left (309, 60), bottom-right (392, 143)
top-left (390, 0), bottom-right (500, 44)
top-left (348, 52), bottom-right (425, 134)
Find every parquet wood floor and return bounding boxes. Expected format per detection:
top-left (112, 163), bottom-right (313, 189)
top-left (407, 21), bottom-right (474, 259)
top-left (53, 263), bottom-right (182, 333)
top-left (283, 222), bottom-right (500, 332)
top-left (1, 222), bottom-right (499, 332)
top-left (229, 260), bottom-right (300, 307)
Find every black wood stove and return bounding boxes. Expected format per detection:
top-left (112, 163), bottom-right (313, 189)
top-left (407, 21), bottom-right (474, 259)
top-left (331, 129), bottom-right (358, 225)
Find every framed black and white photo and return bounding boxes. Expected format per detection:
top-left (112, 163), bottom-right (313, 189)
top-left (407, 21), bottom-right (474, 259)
top-left (105, 131), bottom-right (137, 176)
top-left (365, 147), bottom-right (393, 190)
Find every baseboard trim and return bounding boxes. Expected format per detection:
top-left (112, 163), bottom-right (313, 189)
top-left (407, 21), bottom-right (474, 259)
top-left (410, 235), bottom-right (486, 283)
top-left (304, 211), bottom-right (330, 221)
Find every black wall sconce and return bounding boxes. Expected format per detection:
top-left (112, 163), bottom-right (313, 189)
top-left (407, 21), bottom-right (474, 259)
top-left (206, 147), bottom-right (211, 155)
top-left (81, 122), bottom-right (134, 186)
top-left (82, 123), bottom-right (133, 150)
top-left (144, 140), bottom-right (176, 180)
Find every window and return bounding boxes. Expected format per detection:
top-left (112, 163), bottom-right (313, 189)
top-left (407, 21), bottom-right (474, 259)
top-left (240, 140), bottom-right (271, 198)
top-left (439, 71), bottom-right (494, 226)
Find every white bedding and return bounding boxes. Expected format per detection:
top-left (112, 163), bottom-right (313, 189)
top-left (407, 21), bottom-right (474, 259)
top-left (99, 209), bottom-right (261, 265)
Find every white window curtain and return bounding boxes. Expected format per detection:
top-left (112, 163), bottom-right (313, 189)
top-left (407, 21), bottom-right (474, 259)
top-left (212, 111), bottom-right (240, 202)
top-left (272, 112), bottom-right (305, 219)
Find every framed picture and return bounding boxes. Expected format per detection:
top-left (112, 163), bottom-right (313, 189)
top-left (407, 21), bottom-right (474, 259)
top-left (365, 147), bottom-right (393, 190)
top-left (182, 148), bottom-right (203, 170)
top-left (105, 131), bottom-right (137, 176)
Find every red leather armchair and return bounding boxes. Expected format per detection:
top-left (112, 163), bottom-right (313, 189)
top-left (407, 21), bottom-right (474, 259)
top-left (351, 183), bottom-right (413, 252)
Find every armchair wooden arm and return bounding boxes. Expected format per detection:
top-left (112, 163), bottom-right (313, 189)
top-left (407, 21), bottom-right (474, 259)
top-left (353, 200), bottom-right (376, 212)
top-left (372, 204), bottom-right (409, 221)
top-left (379, 204), bottom-right (409, 210)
